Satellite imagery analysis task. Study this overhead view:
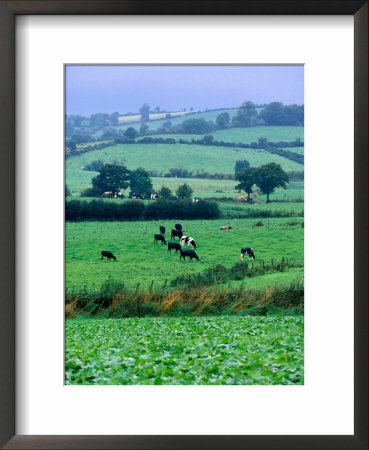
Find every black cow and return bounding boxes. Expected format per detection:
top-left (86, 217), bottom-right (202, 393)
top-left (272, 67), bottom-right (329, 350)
top-left (171, 229), bottom-right (183, 240)
top-left (240, 247), bottom-right (255, 261)
top-left (154, 234), bottom-right (166, 245)
top-left (180, 249), bottom-right (199, 262)
top-left (175, 223), bottom-right (182, 231)
top-left (160, 226), bottom-right (166, 234)
top-left (132, 193), bottom-right (143, 199)
top-left (167, 241), bottom-right (181, 253)
top-left (101, 251), bottom-right (116, 261)
top-left (180, 236), bottom-right (197, 249)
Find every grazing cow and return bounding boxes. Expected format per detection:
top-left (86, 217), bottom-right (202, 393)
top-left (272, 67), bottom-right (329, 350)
top-left (192, 198), bottom-right (199, 203)
top-left (180, 249), bottom-right (199, 262)
top-left (220, 225), bottom-right (233, 230)
top-left (151, 193), bottom-right (159, 200)
top-left (117, 192), bottom-right (123, 199)
top-left (102, 191), bottom-right (114, 198)
top-left (132, 193), bottom-right (143, 199)
top-left (101, 250), bottom-right (116, 261)
top-left (154, 234), bottom-right (166, 245)
top-left (240, 247), bottom-right (255, 261)
top-left (171, 229), bottom-right (183, 240)
top-left (174, 223), bottom-right (182, 231)
top-left (167, 241), bottom-right (181, 253)
top-left (180, 236), bottom-right (197, 249)
top-left (159, 226), bottom-right (166, 234)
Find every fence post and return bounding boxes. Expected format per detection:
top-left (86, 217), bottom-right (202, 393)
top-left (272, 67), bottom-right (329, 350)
top-left (271, 259), bottom-right (274, 268)
top-left (163, 278), bottom-right (167, 290)
top-left (149, 279), bottom-right (154, 292)
top-left (262, 260), bottom-right (265, 269)
top-left (136, 283), bottom-right (140, 292)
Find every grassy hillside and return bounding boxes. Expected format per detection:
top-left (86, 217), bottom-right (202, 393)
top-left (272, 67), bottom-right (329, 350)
top-left (66, 142), bottom-right (303, 191)
top-left (66, 218), bottom-right (304, 292)
top-left (152, 125), bottom-right (304, 145)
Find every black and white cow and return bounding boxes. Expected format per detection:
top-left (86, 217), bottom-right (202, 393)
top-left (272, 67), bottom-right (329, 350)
top-left (174, 223), bottom-right (182, 231)
top-left (180, 249), bottom-right (199, 262)
top-left (192, 198), bottom-right (199, 203)
top-left (180, 236), bottom-right (197, 249)
top-left (171, 229), bottom-right (183, 240)
top-left (131, 193), bottom-right (143, 199)
top-left (159, 226), bottom-right (166, 234)
top-left (154, 234), bottom-right (166, 245)
top-left (101, 250), bottom-right (116, 261)
top-left (167, 241), bottom-right (181, 253)
top-left (151, 193), bottom-right (159, 200)
top-left (240, 247), bottom-right (255, 261)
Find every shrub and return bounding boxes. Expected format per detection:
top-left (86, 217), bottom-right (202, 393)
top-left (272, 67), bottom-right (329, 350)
top-left (65, 199), bottom-right (220, 221)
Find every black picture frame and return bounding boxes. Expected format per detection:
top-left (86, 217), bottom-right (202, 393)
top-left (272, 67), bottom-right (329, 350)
top-left (0, 1), bottom-right (367, 449)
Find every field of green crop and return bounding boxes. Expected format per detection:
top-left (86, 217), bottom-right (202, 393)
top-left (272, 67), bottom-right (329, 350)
top-left (65, 315), bottom-right (304, 384)
top-left (65, 218), bottom-right (303, 292)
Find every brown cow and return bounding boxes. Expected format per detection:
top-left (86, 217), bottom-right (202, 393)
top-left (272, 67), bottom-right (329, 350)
top-left (220, 225), bottom-right (233, 230)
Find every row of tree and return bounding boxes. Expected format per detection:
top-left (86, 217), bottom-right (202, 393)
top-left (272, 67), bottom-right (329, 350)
top-left (236, 162), bottom-right (289, 203)
top-left (66, 101), bottom-right (304, 139)
top-left (81, 164), bottom-right (196, 200)
top-left (66, 198), bottom-right (220, 221)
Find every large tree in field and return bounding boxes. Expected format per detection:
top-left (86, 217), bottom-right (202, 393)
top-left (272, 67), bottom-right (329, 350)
top-left (91, 164), bottom-right (131, 194)
top-left (176, 183), bottom-right (193, 199)
top-left (216, 112), bottom-right (230, 128)
top-left (255, 163), bottom-right (289, 203)
top-left (157, 186), bottom-right (173, 199)
top-left (139, 103), bottom-right (150, 122)
top-left (232, 101), bottom-right (258, 127)
top-left (124, 127), bottom-right (138, 140)
top-left (235, 167), bottom-right (259, 202)
top-left (129, 168), bottom-right (153, 198)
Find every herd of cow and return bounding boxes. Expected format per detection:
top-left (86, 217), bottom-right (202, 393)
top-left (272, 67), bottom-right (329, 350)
top-left (100, 222), bottom-right (255, 264)
top-left (102, 191), bottom-right (200, 202)
top-left (153, 223), bottom-right (200, 262)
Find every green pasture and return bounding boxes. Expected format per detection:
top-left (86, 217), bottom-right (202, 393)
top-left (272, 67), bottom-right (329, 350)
top-left (152, 125), bottom-right (304, 145)
top-left (65, 218), bottom-right (304, 292)
top-left (66, 143), bottom-right (303, 192)
top-left (65, 315), bottom-right (304, 385)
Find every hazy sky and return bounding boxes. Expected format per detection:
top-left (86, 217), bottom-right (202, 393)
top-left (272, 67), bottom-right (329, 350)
top-left (66, 65), bottom-right (304, 116)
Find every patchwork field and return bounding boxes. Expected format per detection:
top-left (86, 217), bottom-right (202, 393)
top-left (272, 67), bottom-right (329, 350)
top-left (65, 315), bottom-right (304, 385)
top-left (65, 218), bottom-right (303, 292)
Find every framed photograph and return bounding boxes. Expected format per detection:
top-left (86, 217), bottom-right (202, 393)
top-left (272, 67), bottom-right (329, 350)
top-left (0, 1), bottom-right (367, 449)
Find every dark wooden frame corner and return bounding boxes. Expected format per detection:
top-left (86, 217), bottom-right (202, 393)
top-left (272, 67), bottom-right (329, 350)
top-left (0, 1), bottom-right (367, 449)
